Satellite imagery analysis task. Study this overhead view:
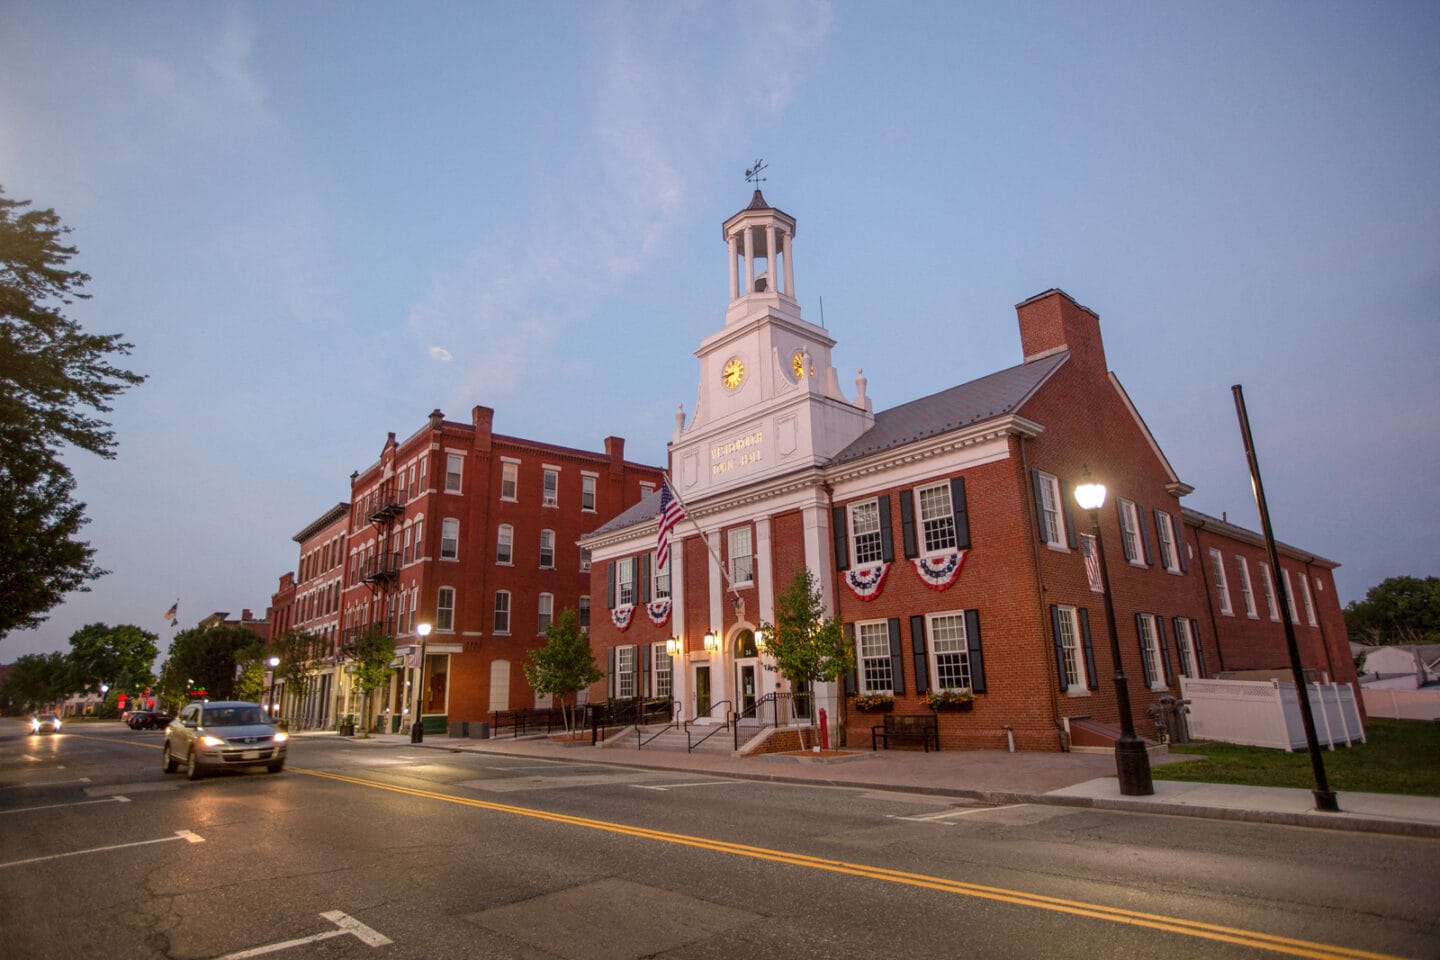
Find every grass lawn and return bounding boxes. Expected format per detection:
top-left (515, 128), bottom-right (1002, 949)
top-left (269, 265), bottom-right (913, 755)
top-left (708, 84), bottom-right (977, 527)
top-left (1154, 718), bottom-right (1440, 797)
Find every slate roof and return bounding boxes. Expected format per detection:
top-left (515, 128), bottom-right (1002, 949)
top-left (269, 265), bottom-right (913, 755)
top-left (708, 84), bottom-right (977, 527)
top-left (591, 489), bottom-right (663, 537)
top-left (832, 351), bottom-right (1068, 464)
top-left (1181, 507), bottom-right (1340, 568)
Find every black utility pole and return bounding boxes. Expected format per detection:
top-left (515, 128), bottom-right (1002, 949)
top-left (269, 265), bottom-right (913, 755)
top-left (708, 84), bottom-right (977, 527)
top-left (1232, 384), bottom-right (1339, 813)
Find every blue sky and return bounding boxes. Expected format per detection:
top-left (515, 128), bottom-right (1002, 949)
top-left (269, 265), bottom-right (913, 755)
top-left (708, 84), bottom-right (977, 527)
top-left (3, 1), bottom-right (1437, 661)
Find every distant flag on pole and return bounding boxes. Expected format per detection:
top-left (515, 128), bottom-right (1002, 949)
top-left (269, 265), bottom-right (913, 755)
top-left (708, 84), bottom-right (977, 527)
top-left (164, 600), bottom-right (179, 626)
top-left (656, 479), bottom-right (685, 569)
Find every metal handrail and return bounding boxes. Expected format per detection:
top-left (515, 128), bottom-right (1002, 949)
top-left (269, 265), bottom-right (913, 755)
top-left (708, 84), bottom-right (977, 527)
top-left (636, 699), bottom-right (683, 749)
top-left (685, 700), bottom-right (732, 753)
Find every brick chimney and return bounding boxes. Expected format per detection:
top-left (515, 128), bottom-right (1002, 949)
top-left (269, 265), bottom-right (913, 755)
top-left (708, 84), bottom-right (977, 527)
top-left (471, 405), bottom-right (493, 453)
top-left (604, 436), bottom-right (626, 478)
top-left (1015, 288), bottom-right (1107, 377)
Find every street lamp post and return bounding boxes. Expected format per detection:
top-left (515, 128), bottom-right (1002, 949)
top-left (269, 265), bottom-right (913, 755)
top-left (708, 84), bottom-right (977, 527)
top-left (99, 683), bottom-right (109, 717)
top-left (1074, 472), bottom-right (1154, 796)
top-left (412, 623), bottom-right (431, 743)
top-left (267, 656), bottom-right (280, 718)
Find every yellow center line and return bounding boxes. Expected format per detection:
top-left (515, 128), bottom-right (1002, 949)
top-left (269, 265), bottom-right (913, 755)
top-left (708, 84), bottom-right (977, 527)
top-left (293, 766), bottom-right (1405, 960)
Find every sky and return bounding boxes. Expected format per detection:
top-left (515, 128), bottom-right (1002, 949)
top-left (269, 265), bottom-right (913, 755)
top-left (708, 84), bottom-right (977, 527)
top-left (2, 1), bottom-right (1437, 662)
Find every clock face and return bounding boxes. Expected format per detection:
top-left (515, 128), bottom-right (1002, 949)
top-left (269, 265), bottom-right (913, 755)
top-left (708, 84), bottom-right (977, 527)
top-left (721, 356), bottom-right (745, 390)
top-left (791, 350), bottom-right (814, 379)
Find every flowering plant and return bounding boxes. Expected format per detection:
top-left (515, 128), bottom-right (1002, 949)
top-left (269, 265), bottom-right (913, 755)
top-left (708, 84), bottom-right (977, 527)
top-left (851, 693), bottom-right (895, 711)
top-left (921, 688), bottom-right (974, 709)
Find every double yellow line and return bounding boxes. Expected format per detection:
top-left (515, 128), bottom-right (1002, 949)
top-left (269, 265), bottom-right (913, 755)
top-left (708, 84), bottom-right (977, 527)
top-left (296, 767), bottom-right (1404, 960)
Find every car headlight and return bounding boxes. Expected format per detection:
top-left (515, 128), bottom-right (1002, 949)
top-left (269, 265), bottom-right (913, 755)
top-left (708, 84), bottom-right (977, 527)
top-left (271, 730), bottom-right (288, 742)
top-left (200, 734), bottom-right (226, 747)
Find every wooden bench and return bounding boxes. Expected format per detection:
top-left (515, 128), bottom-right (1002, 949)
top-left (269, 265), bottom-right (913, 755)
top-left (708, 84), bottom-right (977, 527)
top-left (871, 713), bottom-right (940, 752)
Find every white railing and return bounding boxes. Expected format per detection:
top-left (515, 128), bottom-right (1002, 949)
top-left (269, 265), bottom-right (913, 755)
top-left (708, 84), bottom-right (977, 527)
top-left (1361, 687), bottom-right (1440, 721)
top-left (1179, 677), bottom-right (1366, 751)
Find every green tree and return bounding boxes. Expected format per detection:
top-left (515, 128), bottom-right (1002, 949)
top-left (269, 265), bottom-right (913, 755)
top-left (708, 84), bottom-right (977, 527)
top-left (0, 187), bottom-right (146, 636)
top-left (271, 629), bottom-right (330, 717)
top-left (1344, 576), bottom-right (1440, 646)
top-left (157, 624), bottom-right (263, 708)
top-left (343, 626), bottom-right (395, 738)
top-left (65, 623), bottom-right (158, 700)
top-left (523, 607), bottom-right (602, 732)
top-left (0, 651), bottom-right (73, 712)
top-left (757, 566), bottom-right (854, 749)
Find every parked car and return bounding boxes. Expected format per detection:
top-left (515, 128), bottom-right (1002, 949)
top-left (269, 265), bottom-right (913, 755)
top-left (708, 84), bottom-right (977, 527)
top-left (30, 714), bottom-right (62, 734)
top-left (127, 709), bottom-right (172, 730)
top-left (162, 701), bottom-right (288, 780)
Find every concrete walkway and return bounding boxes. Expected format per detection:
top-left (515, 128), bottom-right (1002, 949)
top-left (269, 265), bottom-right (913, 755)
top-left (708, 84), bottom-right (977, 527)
top-left (299, 729), bottom-right (1440, 839)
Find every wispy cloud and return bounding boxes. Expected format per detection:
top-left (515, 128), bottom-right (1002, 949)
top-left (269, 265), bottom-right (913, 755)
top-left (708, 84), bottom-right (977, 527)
top-left (429, 346), bottom-right (453, 362)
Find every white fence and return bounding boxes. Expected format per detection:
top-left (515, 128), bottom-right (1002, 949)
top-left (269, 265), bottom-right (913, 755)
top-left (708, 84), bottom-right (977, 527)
top-left (1362, 687), bottom-right (1440, 721)
top-left (1179, 677), bottom-right (1366, 750)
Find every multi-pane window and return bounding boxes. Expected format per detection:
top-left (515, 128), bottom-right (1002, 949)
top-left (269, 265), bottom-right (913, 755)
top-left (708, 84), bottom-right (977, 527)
top-left (580, 547), bottom-right (591, 573)
top-left (1156, 512), bottom-right (1180, 572)
top-left (539, 529), bottom-right (555, 569)
top-left (1259, 562), bottom-right (1280, 620)
top-left (1137, 613), bottom-right (1162, 688)
top-left (436, 587), bottom-right (455, 632)
top-left (493, 591), bottom-right (510, 634)
top-left (728, 526), bottom-right (754, 585)
top-left (917, 482), bottom-right (957, 554)
top-left (1081, 534), bottom-right (1104, 592)
top-left (1174, 618), bottom-right (1199, 679)
top-left (617, 557), bottom-right (636, 606)
top-left (850, 500), bottom-right (884, 566)
top-left (928, 612), bottom-right (972, 692)
top-left (1282, 569), bottom-right (1300, 622)
top-left (616, 645), bottom-right (636, 698)
top-left (581, 475), bottom-right (597, 512)
top-left (1036, 471), bottom-right (1065, 547)
top-left (653, 552), bottom-right (670, 599)
top-left (578, 595), bottom-right (590, 629)
top-left (445, 453), bottom-right (463, 493)
top-left (542, 469), bottom-right (559, 507)
top-left (1300, 576), bottom-right (1317, 626)
top-left (537, 593), bottom-right (553, 634)
top-left (856, 621), bottom-right (893, 695)
top-left (496, 524), bottom-right (513, 565)
top-left (501, 461), bottom-right (518, 501)
top-left (1209, 548), bottom-right (1232, 615)
top-left (408, 464), bottom-right (417, 500)
top-left (1055, 605), bottom-right (1087, 694)
top-left (1237, 557), bottom-right (1258, 618)
top-left (412, 520), bottom-right (423, 560)
top-left (653, 645), bottom-right (673, 697)
top-left (1119, 500), bottom-right (1143, 565)
top-left (440, 518), bottom-right (459, 560)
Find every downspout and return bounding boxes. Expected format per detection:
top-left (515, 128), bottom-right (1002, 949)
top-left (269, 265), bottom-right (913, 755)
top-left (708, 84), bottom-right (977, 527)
top-left (1020, 436), bottom-right (1066, 748)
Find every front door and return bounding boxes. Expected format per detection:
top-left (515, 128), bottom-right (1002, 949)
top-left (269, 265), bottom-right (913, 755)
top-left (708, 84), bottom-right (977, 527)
top-left (694, 665), bottom-right (712, 719)
top-left (737, 663), bottom-right (758, 715)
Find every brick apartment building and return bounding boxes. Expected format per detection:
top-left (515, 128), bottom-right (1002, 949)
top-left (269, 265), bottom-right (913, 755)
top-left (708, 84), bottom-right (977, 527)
top-left (268, 406), bottom-right (663, 732)
top-left (581, 190), bottom-right (1353, 752)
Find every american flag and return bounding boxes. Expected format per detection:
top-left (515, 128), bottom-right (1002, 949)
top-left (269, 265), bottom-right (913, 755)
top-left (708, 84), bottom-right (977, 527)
top-left (656, 480), bottom-right (685, 569)
top-left (1082, 535), bottom-right (1104, 593)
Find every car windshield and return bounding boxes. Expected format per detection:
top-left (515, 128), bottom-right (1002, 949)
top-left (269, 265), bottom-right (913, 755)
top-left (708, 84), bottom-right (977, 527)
top-left (202, 706), bottom-right (266, 725)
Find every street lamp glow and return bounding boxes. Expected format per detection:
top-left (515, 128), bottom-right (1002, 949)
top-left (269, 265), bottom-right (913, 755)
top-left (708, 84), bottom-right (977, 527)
top-left (1074, 479), bottom-right (1107, 511)
top-left (411, 622), bottom-right (432, 743)
top-left (268, 656), bottom-right (280, 668)
top-left (415, 623), bottom-right (432, 639)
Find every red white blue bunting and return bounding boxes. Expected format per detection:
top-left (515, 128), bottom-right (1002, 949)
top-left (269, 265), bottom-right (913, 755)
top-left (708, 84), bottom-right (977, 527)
top-left (913, 550), bottom-right (967, 591)
top-left (646, 598), bottom-right (671, 626)
top-left (844, 562), bottom-right (890, 601)
top-left (610, 604), bottom-right (634, 631)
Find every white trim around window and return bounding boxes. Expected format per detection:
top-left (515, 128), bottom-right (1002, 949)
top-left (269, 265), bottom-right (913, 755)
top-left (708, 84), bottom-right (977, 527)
top-left (493, 590), bottom-right (511, 635)
top-left (926, 610), bottom-right (973, 693)
top-left (1209, 548), bottom-right (1232, 615)
top-left (500, 459), bottom-right (519, 502)
top-left (855, 620), bottom-right (893, 695)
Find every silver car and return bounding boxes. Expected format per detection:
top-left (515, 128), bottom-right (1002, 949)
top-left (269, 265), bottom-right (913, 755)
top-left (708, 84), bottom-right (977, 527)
top-left (163, 700), bottom-right (288, 779)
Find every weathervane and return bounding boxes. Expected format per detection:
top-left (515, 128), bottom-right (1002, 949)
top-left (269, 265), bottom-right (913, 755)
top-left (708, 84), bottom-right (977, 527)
top-left (745, 158), bottom-right (768, 186)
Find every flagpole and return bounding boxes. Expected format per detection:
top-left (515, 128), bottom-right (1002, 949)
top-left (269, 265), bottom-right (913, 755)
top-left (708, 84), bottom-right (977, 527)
top-left (662, 473), bottom-right (741, 602)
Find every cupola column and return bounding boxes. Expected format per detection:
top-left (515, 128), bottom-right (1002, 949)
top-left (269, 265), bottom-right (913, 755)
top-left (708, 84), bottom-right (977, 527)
top-left (782, 232), bottom-right (795, 298)
top-left (743, 226), bottom-right (755, 294)
top-left (728, 234), bottom-right (739, 301)
top-left (765, 225), bottom-right (778, 292)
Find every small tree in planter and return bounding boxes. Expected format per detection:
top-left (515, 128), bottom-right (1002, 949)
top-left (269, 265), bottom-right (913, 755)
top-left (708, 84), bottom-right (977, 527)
top-left (524, 607), bottom-right (603, 733)
top-left (757, 566), bottom-right (854, 750)
top-left (344, 626), bottom-right (394, 738)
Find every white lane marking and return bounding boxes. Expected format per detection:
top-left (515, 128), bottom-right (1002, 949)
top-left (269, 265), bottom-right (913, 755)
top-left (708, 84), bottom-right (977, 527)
top-left (0, 829), bottom-right (203, 868)
top-left (0, 777), bottom-right (92, 789)
top-left (631, 781), bottom-right (736, 791)
top-left (213, 911), bottom-right (392, 958)
top-left (0, 795), bottom-right (130, 816)
top-left (889, 805), bottom-right (1014, 823)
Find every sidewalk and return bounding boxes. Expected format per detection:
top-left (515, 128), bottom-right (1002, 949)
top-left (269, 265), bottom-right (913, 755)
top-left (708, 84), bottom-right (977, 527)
top-left (297, 729), bottom-right (1440, 839)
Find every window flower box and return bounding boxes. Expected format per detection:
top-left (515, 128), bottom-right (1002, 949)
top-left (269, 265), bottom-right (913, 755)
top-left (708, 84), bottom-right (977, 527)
top-left (922, 689), bottom-right (975, 712)
top-left (851, 694), bottom-right (895, 713)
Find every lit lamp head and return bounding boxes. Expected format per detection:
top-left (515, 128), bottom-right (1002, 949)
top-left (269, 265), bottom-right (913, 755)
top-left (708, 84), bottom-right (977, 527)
top-left (416, 622), bottom-right (432, 639)
top-left (1074, 467), bottom-right (1107, 513)
top-left (754, 630), bottom-right (766, 652)
top-left (268, 655), bottom-right (280, 668)
top-left (665, 636), bottom-right (682, 658)
top-left (703, 629), bottom-right (720, 654)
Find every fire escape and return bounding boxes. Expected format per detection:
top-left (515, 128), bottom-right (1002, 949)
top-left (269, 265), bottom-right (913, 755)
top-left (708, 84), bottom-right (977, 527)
top-left (359, 477), bottom-right (404, 638)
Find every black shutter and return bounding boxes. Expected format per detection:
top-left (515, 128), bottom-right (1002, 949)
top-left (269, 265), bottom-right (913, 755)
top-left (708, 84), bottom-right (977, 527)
top-left (607, 647), bottom-right (616, 699)
top-left (607, 561), bottom-right (616, 609)
top-left (1061, 479), bottom-right (1078, 549)
top-left (1191, 619), bottom-right (1207, 677)
top-left (642, 644), bottom-right (652, 696)
top-left (842, 622), bottom-right (856, 694)
top-left (1050, 605), bottom-right (1070, 689)
top-left (910, 615), bottom-right (929, 695)
top-left (1175, 515), bottom-right (1189, 573)
top-left (964, 609), bottom-right (986, 694)
top-left (1153, 508), bottom-right (1168, 569)
top-left (1138, 503), bottom-right (1154, 566)
top-left (887, 618), bottom-right (905, 695)
top-left (1135, 613), bottom-right (1149, 684)
top-left (1079, 607), bottom-right (1099, 690)
top-left (1116, 500), bottom-right (1133, 562)
top-left (878, 495), bottom-right (894, 563)
top-left (1155, 616), bottom-right (1172, 685)
top-left (1032, 470), bottom-right (1048, 543)
top-left (900, 489), bottom-right (918, 558)
top-left (640, 553), bottom-right (651, 604)
top-left (833, 506), bottom-right (849, 571)
top-left (951, 476), bottom-right (971, 550)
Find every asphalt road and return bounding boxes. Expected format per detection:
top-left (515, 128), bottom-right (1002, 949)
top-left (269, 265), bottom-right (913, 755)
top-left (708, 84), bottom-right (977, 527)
top-left (2, 721), bottom-right (1437, 960)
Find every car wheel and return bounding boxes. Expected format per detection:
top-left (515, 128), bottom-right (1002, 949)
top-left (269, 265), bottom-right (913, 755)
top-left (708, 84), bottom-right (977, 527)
top-left (162, 741), bottom-right (179, 773)
top-left (267, 759), bottom-right (285, 774)
top-left (185, 747), bottom-right (203, 781)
